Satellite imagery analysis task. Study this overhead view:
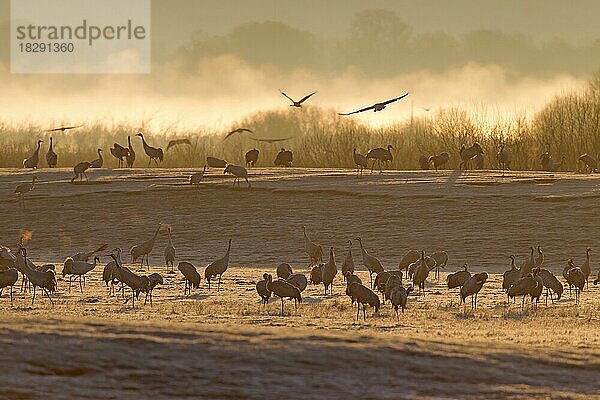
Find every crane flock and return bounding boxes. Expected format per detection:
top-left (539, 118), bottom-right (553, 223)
top-left (0, 225), bottom-right (596, 322)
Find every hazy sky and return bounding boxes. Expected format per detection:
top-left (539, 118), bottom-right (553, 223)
top-left (0, 0), bottom-right (599, 130)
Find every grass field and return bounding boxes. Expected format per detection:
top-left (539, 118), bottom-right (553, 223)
top-left (1, 167), bottom-right (600, 399)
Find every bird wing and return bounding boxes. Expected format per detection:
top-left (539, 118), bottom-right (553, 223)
top-left (166, 139), bottom-right (192, 151)
top-left (223, 128), bottom-right (253, 141)
top-left (250, 137), bottom-right (293, 143)
top-left (297, 91), bottom-right (317, 104)
top-left (381, 92), bottom-right (410, 106)
top-left (338, 104), bottom-right (376, 116)
top-left (280, 91), bottom-right (296, 103)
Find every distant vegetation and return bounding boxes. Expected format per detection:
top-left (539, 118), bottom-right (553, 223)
top-left (1, 74), bottom-right (599, 170)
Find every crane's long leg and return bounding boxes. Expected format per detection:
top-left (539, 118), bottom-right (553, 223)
top-left (44, 289), bottom-right (54, 305)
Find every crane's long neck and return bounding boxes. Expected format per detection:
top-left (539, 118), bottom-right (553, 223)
top-left (98, 149), bottom-right (103, 159)
top-left (167, 229), bottom-right (173, 246)
top-left (149, 225), bottom-right (160, 245)
top-left (224, 240), bottom-right (232, 261)
top-left (329, 248), bottom-right (335, 264)
top-left (49, 138), bottom-right (53, 150)
top-left (128, 136), bottom-right (133, 148)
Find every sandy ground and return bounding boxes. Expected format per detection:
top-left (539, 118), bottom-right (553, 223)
top-left (1, 167), bottom-right (600, 399)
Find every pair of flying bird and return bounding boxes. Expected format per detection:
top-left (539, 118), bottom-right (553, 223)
top-left (224, 90), bottom-right (410, 141)
top-left (279, 89), bottom-right (410, 115)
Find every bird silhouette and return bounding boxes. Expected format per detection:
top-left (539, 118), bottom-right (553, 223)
top-left (223, 128), bottom-right (254, 141)
top-left (46, 125), bottom-right (83, 132)
top-left (280, 90), bottom-right (317, 107)
top-left (339, 93), bottom-right (409, 115)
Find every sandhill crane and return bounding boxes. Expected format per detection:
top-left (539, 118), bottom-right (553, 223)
top-left (274, 148), bottom-right (293, 167)
top-left (502, 256), bottom-right (521, 303)
top-left (276, 263), bottom-right (292, 279)
top-left (178, 261), bottom-right (201, 295)
top-left (265, 274), bottom-right (302, 315)
top-left (47, 125), bottom-right (82, 132)
top-left (535, 245), bottom-right (544, 268)
top-left (302, 226), bottom-right (323, 266)
top-left (347, 282), bottom-right (380, 321)
top-left (341, 240), bottom-right (355, 279)
top-left (70, 244), bottom-right (108, 262)
top-left (581, 247), bottom-right (591, 288)
top-left (366, 145), bottom-right (393, 173)
top-left (339, 93), bottom-right (409, 115)
top-left (144, 272), bottom-right (163, 306)
top-left (20, 248), bottom-right (56, 305)
top-left (62, 256), bottom-right (99, 293)
top-left (374, 270), bottom-right (402, 299)
top-left (353, 149), bottom-right (368, 175)
top-left (0, 268), bottom-right (18, 304)
top-left (310, 264), bottom-right (323, 285)
top-left (46, 137), bottom-right (57, 168)
top-left (23, 140), bottom-right (43, 168)
top-left (15, 176), bottom-right (36, 208)
top-left (390, 285), bottom-right (412, 319)
top-left (408, 254), bottom-right (436, 280)
top-left (256, 273), bottom-right (272, 305)
top-left (287, 273), bottom-right (308, 292)
top-left (164, 227), bottom-right (176, 272)
top-left (538, 268), bottom-right (563, 305)
top-left (126, 136), bottom-right (136, 167)
top-left (578, 154), bottom-right (597, 173)
top-left (508, 273), bottom-right (538, 309)
top-left (224, 164), bottom-right (251, 187)
top-left (137, 132), bottom-right (164, 167)
top-left (460, 272), bottom-right (488, 310)
top-left (355, 237), bottom-right (384, 287)
top-left (540, 151), bottom-right (566, 172)
top-left (563, 259), bottom-right (576, 296)
top-left (280, 90), bottom-right (317, 107)
top-left (344, 272), bottom-right (362, 304)
top-left (497, 144), bottom-right (511, 175)
top-left (418, 155), bottom-right (430, 170)
top-left (520, 247), bottom-right (535, 277)
top-left (130, 223), bottom-right (162, 269)
top-left (204, 238), bottom-right (232, 290)
top-left (110, 142), bottom-right (130, 168)
top-left (245, 148), bottom-right (259, 167)
top-left (109, 253), bottom-right (149, 308)
top-left (459, 142), bottom-right (484, 170)
top-left (383, 272), bottom-right (402, 303)
top-left (103, 257), bottom-right (119, 296)
top-left (90, 149), bottom-right (104, 168)
top-left (321, 247), bottom-right (337, 295)
top-left (399, 249), bottom-right (420, 272)
top-left (430, 251), bottom-right (448, 280)
top-left (207, 156), bottom-right (227, 168)
top-left (529, 268), bottom-right (544, 307)
top-left (447, 263), bottom-right (471, 290)
top-left (565, 265), bottom-right (585, 304)
top-left (189, 165), bottom-right (207, 186)
top-left (413, 251), bottom-right (433, 295)
top-left (71, 161), bottom-right (92, 182)
top-left (429, 152), bottom-right (450, 170)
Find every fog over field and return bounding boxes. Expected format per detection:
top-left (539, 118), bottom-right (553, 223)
top-left (1, 1), bottom-right (599, 129)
